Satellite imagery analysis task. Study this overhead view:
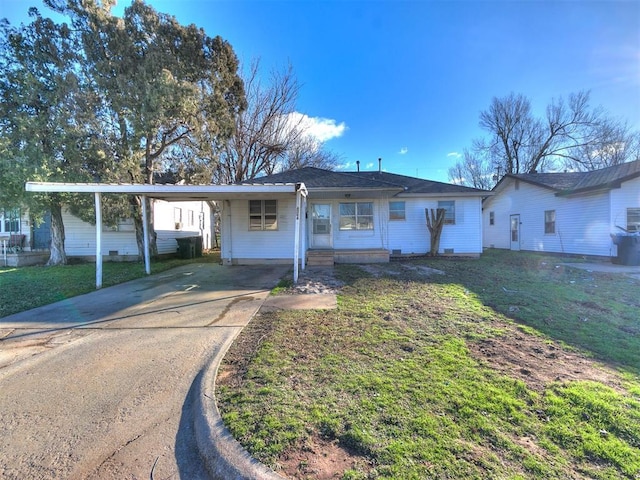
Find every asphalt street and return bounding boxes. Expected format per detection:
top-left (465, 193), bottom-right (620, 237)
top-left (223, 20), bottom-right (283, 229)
top-left (0, 262), bottom-right (289, 479)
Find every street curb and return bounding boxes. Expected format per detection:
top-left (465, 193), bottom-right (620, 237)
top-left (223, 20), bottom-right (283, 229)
top-left (193, 329), bottom-right (285, 480)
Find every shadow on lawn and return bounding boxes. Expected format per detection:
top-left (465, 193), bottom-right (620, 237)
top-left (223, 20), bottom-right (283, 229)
top-left (347, 250), bottom-right (640, 376)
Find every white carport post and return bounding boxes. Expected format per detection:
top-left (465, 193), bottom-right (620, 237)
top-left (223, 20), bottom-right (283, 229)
top-left (94, 192), bottom-right (103, 289)
top-left (293, 183), bottom-right (307, 284)
top-left (141, 195), bottom-right (151, 275)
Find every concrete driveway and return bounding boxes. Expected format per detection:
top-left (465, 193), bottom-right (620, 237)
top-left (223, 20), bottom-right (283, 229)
top-left (0, 262), bottom-right (289, 480)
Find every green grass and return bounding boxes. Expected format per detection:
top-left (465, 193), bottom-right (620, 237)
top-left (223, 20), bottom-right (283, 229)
top-left (0, 251), bottom-right (221, 318)
top-left (217, 250), bottom-right (640, 479)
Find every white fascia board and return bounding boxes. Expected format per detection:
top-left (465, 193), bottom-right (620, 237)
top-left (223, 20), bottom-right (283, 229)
top-left (395, 191), bottom-right (493, 198)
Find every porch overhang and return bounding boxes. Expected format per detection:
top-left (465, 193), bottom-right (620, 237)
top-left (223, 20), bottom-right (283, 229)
top-left (25, 182), bottom-right (303, 200)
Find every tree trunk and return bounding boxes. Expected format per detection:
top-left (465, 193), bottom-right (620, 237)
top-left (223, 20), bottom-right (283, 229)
top-left (131, 195), bottom-right (157, 262)
top-left (426, 208), bottom-right (446, 256)
top-left (46, 201), bottom-right (67, 266)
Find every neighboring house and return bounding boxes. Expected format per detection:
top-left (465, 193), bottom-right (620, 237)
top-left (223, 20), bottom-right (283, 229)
top-left (1, 200), bottom-right (214, 266)
top-left (482, 160), bottom-right (640, 259)
top-left (220, 167), bottom-right (490, 265)
top-left (63, 199), bottom-right (214, 260)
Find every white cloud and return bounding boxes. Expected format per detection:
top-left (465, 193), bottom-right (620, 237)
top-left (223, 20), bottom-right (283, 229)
top-left (447, 152), bottom-right (462, 159)
top-left (399, 147), bottom-right (408, 155)
top-left (366, 162), bottom-right (374, 169)
top-left (286, 112), bottom-right (347, 143)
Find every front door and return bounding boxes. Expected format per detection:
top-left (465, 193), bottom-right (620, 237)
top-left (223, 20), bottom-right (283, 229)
top-left (310, 203), bottom-right (332, 249)
top-left (510, 214), bottom-right (520, 251)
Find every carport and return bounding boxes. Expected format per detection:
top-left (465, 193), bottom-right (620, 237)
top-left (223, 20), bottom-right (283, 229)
top-left (25, 181), bottom-right (308, 288)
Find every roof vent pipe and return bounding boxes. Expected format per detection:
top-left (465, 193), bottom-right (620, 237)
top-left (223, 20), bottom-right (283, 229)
top-left (378, 157), bottom-right (382, 172)
top-left (356, 160), bottom-right (360, 172)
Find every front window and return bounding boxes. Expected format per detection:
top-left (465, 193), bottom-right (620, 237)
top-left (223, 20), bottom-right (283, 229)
top-left (438, 201), bottom-right (455, 225)
top-left (628, 208), bottom-right (640, 233)
top-left (339, 202), bottom-right (373, 230)
top-left (249, 200), bottom-right (278, 231)
top-left (389, 201), bottom-right (405, 220)
top-left (545, 210), bottom-right (556, 234)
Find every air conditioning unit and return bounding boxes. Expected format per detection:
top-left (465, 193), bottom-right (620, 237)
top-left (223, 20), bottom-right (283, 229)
top-left (175, 222), bottom-right (183, 230)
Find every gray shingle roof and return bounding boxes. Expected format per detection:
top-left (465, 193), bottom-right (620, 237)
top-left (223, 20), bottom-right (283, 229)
top-left (246, 167), bottom-right (489, 195)
top-left (507, 160), bottom-right (640, 195)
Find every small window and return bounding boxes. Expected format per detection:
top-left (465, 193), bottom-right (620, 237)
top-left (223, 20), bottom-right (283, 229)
top-left (1, 208), bottom-right (20, 232)
top-left (187, 210), bottom-right (195, 227)
top-left (489, 211), bottom-right (495, 226)
top-left (545, 210), bottom-right (556, 234)
top-left (438, 201), bottom-right (455, 225)
top-left (339, 202), bottom-right (373, 230)
top-left (174, 208), bottom-right (182, 223)
top-left (249, 200), bottom-right (278, 231)
top-left (389, 201), bottom-right (405, 221)
top-left (627, 208), bottom-right (640, 233)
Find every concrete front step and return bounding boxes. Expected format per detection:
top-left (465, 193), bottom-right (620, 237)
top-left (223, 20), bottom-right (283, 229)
top-left (307, 249), bottom-right (390, 265)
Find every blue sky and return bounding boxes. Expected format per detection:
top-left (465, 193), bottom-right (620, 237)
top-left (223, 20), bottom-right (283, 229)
top-left (2, 0), bottom-right (639, 182)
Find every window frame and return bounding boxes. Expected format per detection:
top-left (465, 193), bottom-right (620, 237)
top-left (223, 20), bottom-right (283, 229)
top-left (544, 209), bottom-right (556, 235)
top-left (627, 208), bottom-right (640, 233)
top-left (437, 200), bottom-right (455, 225)
top-left (1, 208), bottom-right (20, 233)
top-left (339, 202), bottom-right (374, 231)
top-left (389, 201), bottom-right (406, 221)
top-left (249, 199), bottom-right (278, 231)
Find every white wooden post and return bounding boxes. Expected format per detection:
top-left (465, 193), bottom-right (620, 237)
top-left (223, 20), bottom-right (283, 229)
top-left (301, 194), bottom-right (306, 271)
top-left (294, 188), bottom-right (301, 283)
top-left (94, 192), bottom-right (103, 289)
top-left (142, 195), bottom-right (151, 275)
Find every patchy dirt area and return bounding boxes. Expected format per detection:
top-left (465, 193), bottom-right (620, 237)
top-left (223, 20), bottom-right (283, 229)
top-left (468, 324), bottom-right (625, 394)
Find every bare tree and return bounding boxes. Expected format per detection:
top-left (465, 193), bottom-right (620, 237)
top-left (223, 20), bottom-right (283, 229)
top-left (450, 90), bottom-right (640, 187)
top-left (447, 148), bottom-right (494, 190)
top-left (567, 118), bottom-right (640, 171)
top-left (217, 60), bottom-right (339, 183)
top-left (278, 134), bottom-right (340, 173)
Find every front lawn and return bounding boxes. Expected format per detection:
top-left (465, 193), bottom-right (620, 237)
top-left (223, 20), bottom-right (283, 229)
top-left (217, 250), bottom-right (640, 479)
top-left (0, 252), bottom-right (221, 318)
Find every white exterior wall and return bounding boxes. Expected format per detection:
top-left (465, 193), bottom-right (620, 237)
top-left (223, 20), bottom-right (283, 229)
top-left (387, 197), bottom-right (483, 255)
top-left (63, 200), bottom-right (212, 258)
top-left (483, 178), bottom-right (634, 257)
top-left (221, 197), bottom-right (298, 263)
top-left (154, 200), bottom-right (213, 255)
top-left (610, 176), bottom-right (640, 232)
top-left (63, 208), bottom-right (138, 257)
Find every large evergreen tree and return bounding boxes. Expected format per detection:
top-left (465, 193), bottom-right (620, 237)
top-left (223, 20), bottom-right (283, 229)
top-left (1, 0), bottom-right (245, 262)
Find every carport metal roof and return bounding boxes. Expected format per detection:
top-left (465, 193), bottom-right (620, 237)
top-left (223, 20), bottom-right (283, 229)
top-left (25, 182), bottom-right (308, 288)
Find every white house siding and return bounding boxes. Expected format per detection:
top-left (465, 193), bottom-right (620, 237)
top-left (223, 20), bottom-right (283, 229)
top-left (484, 179), bottom-right (616, 257)
top-left (153, 200), bottom-right (212, 255)
top-left (221, 197), bottom-right (298, 264)
top-left (387, 197), bottom-right (483, 255)
top-left (62, 209), bottom-right (138, 257)
top-left (610, 177), bottom-right (640, 233)
top-left (63, 200), bottom-right (213, 258)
